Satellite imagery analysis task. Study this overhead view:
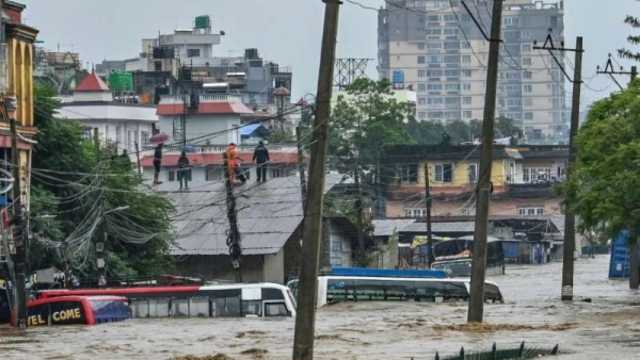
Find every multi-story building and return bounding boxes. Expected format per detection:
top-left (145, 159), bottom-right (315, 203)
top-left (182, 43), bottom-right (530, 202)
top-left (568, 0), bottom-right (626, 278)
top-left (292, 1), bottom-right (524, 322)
top-left (57, 72), bottom-right (158, 153)
top-left (95, 16), bottom-right (293, 110)
top-left (382, 144), bottom-right (568, 218)
top-left (34, 49), bottom-right (82, 95)
top-left (378, 0), bottom-right (568, 144)
top-left (0, 0), bottom-right (38, 269)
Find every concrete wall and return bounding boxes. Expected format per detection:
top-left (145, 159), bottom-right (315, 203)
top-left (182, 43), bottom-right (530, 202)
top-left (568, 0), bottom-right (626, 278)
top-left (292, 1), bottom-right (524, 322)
top-left (158, 114), bottom-right (240, 145)
top-left (175, 255), bottom-right (266, 283)
top-left (328, 221), bottom-right (353, 268)
top-left (263, 249), bottom-right (285, 284)
top-left (84, 120), bottom-right (153, 153)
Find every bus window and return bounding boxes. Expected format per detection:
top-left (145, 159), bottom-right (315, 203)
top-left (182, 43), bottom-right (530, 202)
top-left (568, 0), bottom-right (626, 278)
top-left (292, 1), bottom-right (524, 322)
top-left (131, 299), bottom-right (149, 318)
top-left (242, 300), bottom-right (262, 317)
top-left (50, 301), bottom-right (85, 325)
top-left (171, 298), bottom-right (189, 317)
top-left (213, 296), bottom-right (241, 317)
top-left (28, 303), bottom-right (50, 327)
top-left (263, 301), bottom-right (288, 317)
top-left (261, 288), bottom-right (285, 301)
top-left (148, 298), bottom-right (170, 317)
top-left (190, 296), bottom-right (209, 317)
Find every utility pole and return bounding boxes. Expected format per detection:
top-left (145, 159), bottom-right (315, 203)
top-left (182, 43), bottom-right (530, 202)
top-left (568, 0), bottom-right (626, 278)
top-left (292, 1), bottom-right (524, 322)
top-left (296, 126), bottom-right (307, 209)
top-left (292, 0), bottom-right (340, 359)
top-left (6, 96), bottom-right (26, 327)
top-left (134, 141), bottom-right (142, 176)
top-left (534, 34), bottom-right (583, 300)
top-left (467, 0), bottom-right (503, 324)
top-left (424, 163), bottom-right (433, 268)
top-left (596, 54), bottom-right (637, 91)
top-left (223, 152), bottom-right (242, 283)
top-left (96, 229), bottom-right (106, 287)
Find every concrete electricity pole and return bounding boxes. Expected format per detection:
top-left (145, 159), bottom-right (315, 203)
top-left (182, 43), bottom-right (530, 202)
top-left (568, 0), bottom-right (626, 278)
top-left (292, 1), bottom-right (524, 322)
top-left (292, 0), bottom-right (340, 359)
top-left (596, 54), bottom-right (637, 91)
top-left (223, 153), bottom-right (242, 283)
top-left (467, 0), bottom-right (503, 323)
top-left (534, 35), bottom-right (584, 299)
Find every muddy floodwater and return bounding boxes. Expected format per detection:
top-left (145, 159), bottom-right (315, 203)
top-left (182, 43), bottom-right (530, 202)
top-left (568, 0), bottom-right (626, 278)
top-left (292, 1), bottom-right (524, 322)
top-left (2, 255), bottom-right (640, 359)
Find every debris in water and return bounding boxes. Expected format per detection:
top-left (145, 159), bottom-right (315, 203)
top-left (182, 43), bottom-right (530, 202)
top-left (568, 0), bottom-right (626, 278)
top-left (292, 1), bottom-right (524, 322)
top-left (240, 348), bottom-right (268, 359)
top-left (172, 354), bottom-right (234, 360)
top-left (235, 330), bottom-right (266, 338)
top-left (432, 322), bottom-right (576, 333)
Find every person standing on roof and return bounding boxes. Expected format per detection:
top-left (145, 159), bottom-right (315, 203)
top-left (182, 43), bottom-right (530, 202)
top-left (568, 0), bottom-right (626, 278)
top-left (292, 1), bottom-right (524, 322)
top-left (177, 150), bottom-right (190, 191)
top-left (226, 143), bottom-right (246, 185)
top-left (253, 141), bottom-right (270, 182)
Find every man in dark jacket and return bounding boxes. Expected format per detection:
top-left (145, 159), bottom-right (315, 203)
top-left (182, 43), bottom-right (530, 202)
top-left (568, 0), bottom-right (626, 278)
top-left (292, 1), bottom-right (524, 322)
top-left (177, 150), bottom-right (190, 190)
top-left (253, 141), bottom-right (270, 182)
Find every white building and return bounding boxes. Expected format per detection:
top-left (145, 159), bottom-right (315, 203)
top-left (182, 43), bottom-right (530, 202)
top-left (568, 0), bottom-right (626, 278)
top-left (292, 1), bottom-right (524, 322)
top-left (57, 72), bottom-right (158, 153)
top-left (156, 94), bottom-right (253, 146)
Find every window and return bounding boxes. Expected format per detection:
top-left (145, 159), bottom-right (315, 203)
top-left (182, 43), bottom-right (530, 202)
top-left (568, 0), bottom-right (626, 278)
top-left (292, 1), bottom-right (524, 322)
top-left (462, 70), bottom-right (472, 77)
top-left (462, 83), bottom-right (471, 91)
top-left (434, 163), bottom-right (453, 183)
top-left (404, 208), bottom-right (426, 218)
top-left (418, 69), bottom-right (426, 78)
top-left (171, 298), bottom-right (190, 317)
top-left (417, 42), bottom-right (425, 50)
top-left (518, 207), bottom-right (544, 217)
top-left (398, 164), bottom-right (418, 184)
top-left (463, 111), bottom-right (472, 119)
top-left (331, 238), bottom-right (343, 252)
top-left (417, 83), bottom-right (426, 91)
top-left (264, 302), bottom-right (288, 317)
top-left (206, 166), bottom-right (224, 181)
top-left (187, 48), bottom-right (201, 57)
top-left (524, 98), bottom-right (533, 106)
top-left (463, 97), bottom-right (472, 105)
top-left (154, 61), bottom-right (162, 71)
top-left (190, 297), bottom-right (210, 317)
top-left (468, 164), bottom-right (478, 183)
top-left (418, 97), bottom-right (426, 105)
top-left (524, 112), bottom-right (533, 120)
top-left (523, 84), bottom-right (533, 93)
top-left (417, 55), bottom-right (425, 64)
top-left (462, 55), bottom-right (471, 64)
top-left (522, 57), bottom-right (532, 66)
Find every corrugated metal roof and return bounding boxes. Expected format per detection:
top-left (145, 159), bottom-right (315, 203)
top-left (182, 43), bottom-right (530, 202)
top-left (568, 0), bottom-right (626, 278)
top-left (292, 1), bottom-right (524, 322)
top-left (372, 219), bottom-right (415, 237)
top-left (401, 221), bottom-right (475, 234)
top-left (161, 174), bottom-right (343, 256)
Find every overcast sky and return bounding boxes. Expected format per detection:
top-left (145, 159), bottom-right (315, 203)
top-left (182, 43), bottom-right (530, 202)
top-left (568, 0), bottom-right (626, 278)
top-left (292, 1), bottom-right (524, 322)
top-left (19, 0), bottom-right (640, 110)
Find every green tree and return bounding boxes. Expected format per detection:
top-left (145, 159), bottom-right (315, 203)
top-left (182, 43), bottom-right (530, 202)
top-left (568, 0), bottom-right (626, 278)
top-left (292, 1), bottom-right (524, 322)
top-left (31, 83), bottom-right (175, 284)
top-left (495, 116), bottom-right (523, 142)
top-left (567, 80), bottom-right (640, 289)
top-left (619, 15), bottom-right (640, 61)
top-left (329, 79), bottom-right (413, 264)
top-left (406, 119), bottom-right (446, 145)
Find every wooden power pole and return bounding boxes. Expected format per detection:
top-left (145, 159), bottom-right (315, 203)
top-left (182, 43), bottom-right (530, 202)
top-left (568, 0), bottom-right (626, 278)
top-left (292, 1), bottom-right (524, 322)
top-left (424, 163), bottom-right (433, 268)
top-left (7, 96), bottom-right (27, 327)
top-left (292, 0), bottom-right (340, 359)
top-left (534, 35), bottom-right (584, 299)
top-left (467, 0), bottom-right (503, 323)
top-left (562, 37), bottom-right (584, 298)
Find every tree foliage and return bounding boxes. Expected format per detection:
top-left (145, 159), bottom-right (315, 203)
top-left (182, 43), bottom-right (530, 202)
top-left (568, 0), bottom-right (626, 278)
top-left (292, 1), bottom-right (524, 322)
top-left (31, 83), bottom-right (175, 283)
top-left (619, 15), bottom-right (640, 61)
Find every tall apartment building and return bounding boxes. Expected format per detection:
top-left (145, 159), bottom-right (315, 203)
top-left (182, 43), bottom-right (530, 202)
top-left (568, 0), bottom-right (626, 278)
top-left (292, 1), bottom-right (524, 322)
top-left (378, 0), bottom-right (568, 144)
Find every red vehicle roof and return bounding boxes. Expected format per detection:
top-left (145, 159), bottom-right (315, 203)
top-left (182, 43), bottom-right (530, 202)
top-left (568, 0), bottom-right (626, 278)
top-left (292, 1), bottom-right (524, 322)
top-left (38, 285), bottom-right (201, 299)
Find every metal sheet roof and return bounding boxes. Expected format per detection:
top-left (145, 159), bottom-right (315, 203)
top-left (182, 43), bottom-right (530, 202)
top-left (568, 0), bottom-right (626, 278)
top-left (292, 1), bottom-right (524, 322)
top-left (401, 221), bottom-right (476, 234)
top-left (161, 174), bottom-right (343, 256)
top-left (372, 219), bottom-right (415, 237)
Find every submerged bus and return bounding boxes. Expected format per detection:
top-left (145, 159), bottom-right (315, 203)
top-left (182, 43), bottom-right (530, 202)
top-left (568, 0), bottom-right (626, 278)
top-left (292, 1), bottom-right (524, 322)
top-left (38, 282), bottom-right (296, 318)
top-left (288, 276), bottom-right (503, 307)
top-left (18, 296), bottom-right (130, 327)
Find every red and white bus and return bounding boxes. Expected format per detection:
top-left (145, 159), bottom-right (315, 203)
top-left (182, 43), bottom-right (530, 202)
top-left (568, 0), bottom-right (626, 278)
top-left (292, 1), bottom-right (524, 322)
top-left (15, 295), bottom-right (130, 327)
top-left (38, 282), bottom-right (296, 318)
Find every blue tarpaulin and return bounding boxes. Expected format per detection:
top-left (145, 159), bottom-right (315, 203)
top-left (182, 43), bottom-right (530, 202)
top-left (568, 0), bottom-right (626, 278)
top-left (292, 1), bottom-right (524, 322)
top-left (609, 231), bottom-right (640, 279)
top-left (240, 123), bottom-right (263, 137)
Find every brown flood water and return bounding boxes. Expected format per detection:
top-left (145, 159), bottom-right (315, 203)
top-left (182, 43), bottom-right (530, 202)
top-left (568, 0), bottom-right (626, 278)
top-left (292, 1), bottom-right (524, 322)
top-left (1, 255), bottom-right (639, 359)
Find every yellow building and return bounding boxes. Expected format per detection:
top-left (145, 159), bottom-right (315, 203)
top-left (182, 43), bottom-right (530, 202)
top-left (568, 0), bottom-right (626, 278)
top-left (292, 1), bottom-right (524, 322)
top-left (1, 1), bottom-right (38, 207)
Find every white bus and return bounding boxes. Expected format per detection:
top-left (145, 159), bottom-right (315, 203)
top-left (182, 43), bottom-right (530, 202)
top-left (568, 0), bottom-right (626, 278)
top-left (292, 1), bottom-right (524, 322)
top-left (287, 276), bottom-right (503, 308)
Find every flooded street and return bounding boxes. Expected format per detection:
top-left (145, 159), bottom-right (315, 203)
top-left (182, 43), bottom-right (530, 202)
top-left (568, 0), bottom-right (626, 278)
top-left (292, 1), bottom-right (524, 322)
top-left (2, 255), bottom-right (640, 359)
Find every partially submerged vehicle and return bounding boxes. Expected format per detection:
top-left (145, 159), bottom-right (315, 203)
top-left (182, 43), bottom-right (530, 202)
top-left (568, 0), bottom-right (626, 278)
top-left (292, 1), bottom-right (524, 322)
top-left (287, 272), bottom-right (503, 307)
top-left (38, 282), bottom-right (296, 318)
top-left (17, 295), bottom-right (130, 326)
top-left (431, 237), bottom-right (506, 277)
